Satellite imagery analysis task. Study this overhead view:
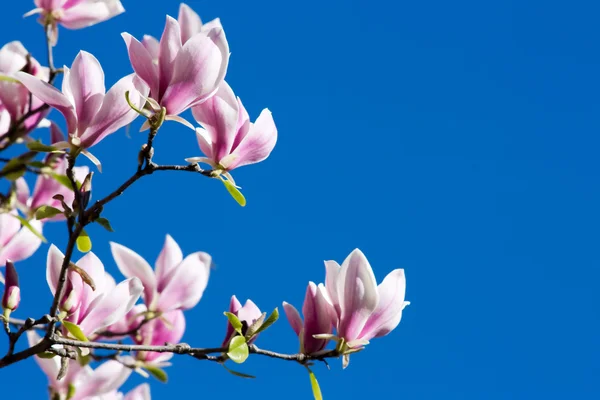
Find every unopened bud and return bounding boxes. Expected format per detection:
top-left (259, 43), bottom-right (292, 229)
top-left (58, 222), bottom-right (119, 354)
top-left (2, 261), bottom-right (20, 314)
top-left (80, 172), bottom-right (93, 209)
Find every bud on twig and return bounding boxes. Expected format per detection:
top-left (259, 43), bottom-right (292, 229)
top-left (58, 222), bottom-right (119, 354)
top-left (80, 172), bottom-right (93, 210)
top-left (2, 261), bottom-right (20, 317)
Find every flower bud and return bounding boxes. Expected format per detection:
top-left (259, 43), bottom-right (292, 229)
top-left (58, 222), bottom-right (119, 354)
top-left (79, 172), bottom-right (93, 209)
top-left (2, 261), bottom-right (20, 314)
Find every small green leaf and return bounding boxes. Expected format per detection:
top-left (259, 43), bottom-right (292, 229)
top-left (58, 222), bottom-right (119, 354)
top-left (308, 368), bottom-right (323, 400)
top-left (222, 363), bottom-right (256, 379)
top-left (26, 141), bottom-right (58, 152)
top-left (76, 229), bottom-right (92, 253)
top-left (245, 312), bottom-right (267, 339)
top-left (62, 321), bottom-right (88, 342)
top-left (94, 217), bottom-right (114, 232)
top-left (221, 179), bottom-right (246, 207)
top-left (66, 384), bottom-right (76, 400)
top-left (252, 307), bottom-right (279, 336)
top-left (50, 173), bottom-right (76, 191)
top-left (34, 205), bottom-right (63, 220)
top-left (1, 158), bottom-right (26, 181)
top-left (28, 161), bottom-right (48, 169)
top-left (145, 365), bottom-right (168, 383)
top-left (227, 335), bottom-right (249, 364)
top-left (13, 215), bottom-right (47, 242)
top-left (224, 312), bottom-right (243, 335)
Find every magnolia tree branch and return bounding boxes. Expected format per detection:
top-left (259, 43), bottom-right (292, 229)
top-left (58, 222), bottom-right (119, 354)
top-left (0, 120), bottom-right (217, 367)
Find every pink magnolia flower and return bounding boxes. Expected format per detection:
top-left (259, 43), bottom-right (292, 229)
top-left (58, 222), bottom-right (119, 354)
top-left (110, 235), bottom-right (211, 313)
top-left (0, 211), bottom-right (43, 283)
top-left (122, 12), bottom-right (229, 117)
top-left (47, 245), bottom-right (143, 338)
top-left (186, 81), bottom-right (277, 177)
top-left (2, 261), bottom-right (20, 314)
top-left (222, 295), bottom-right (263, 347)
top-left (28, 331), bottom-right (132, 400)
top-left (324, 249), bottom-right (409, 350)
top-left (15, 51), bottom-right (148, 149)
top-left (0, 41), bottom-right (49, 138)
top-left (26, 1), bottom-right (125, 44)
top-left (134, 305), bottom-right (186, 367)
top-left (16, 154), bottom-right (89, 221)
top-left (283, 282), bottom-right (335, 354)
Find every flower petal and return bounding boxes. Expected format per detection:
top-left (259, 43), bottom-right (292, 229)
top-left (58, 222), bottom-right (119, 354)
top-left (226, 108), bottom-right (277, 169)
top-left (337, 249), bottom-right (379, 342)
top-left (158, 16), bottom-right (183, 99)
top-left (69, 51), bottom-right (106, 134)
top-left (142, 35), bottom-right (160, 61)
top-left (110, 241), bottom-right (157, 308)
top-left (154, 234), bottom-right (183, 292)
top-left (125, 383), bottom-right (151, 400)
top-left (191, 80), bottom-right (239, 162)
top-left (283, 301), bottom-right (303, 337)
top-left (178, 3), bottom-right (204, 44)
top-left (58, 1), bottom-right (125, 30)
top-left (81, 74), bottom-right (149, 148)
top-left (223, 295), bottom-right (242, 344)
top-left (302, 282), bottom-right (334, 354)
top-left (74, 251), bottom-right (107, 317)
top-left (73, 360), bottom-right (131, 398)
top-left (26, 331), bottom-right (61, 389)
top-left (14, 71), bottom-right (77, 135)
top-left (161, 30), bottom-right (228, 115)
top-left (324, 260), bottom-right (341, 319)
top-left (0, 212), bottom-right (20, 247)
top-left (14, 178), bottom-right (30, 206)
top-left (46, 244), bottom-right (64, 295)
top-left (0, 219), bottom-right (43, 267)
top-left (122, 33), bottom-right (159, 97)
top-left (79, 277), bottom-right (143, 336)
top-left (156, 251), bottom-right (211, 312)
top-left (359, 269), bottom-right (408, 341)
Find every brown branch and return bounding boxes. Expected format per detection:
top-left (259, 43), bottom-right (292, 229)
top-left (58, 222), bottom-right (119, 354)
top-left (1, 122), bottom-right (216, 369)
top-left (51, 336), bottom-right (339, 365)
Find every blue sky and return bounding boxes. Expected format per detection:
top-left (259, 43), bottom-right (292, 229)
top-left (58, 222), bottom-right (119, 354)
top-left (2, 0), bottom-right (600, 398)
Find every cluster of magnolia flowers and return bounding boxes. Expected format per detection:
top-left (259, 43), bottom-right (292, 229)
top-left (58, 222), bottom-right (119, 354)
top-left (0, 1), bottom-right (409, 399)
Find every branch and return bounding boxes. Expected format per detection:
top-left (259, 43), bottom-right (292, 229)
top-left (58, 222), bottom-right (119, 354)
top-left (51, 336), bottom-right (340, 365)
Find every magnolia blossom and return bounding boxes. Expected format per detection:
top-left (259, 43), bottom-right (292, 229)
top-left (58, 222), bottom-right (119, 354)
top-left (186, 81), bottom-right (277, 176)
top-left (47, 245), bottom-right (143, 338)
top-left (122, 11), bottom-right (229, 117)
top-left (2, 261), bottom-right (20, 313)
top-left (15, 51), bottom-right (147, 149)
top-left (283, 282), bottom-right (334, 354)
top-left (134, 305), bottom-right (186, 367)
top-left (16, 152), bottom-right (89, 221)
top-left (325, 249), bottom-right (409, 350)
top-left (28, 331), bottom-right (135, 400)
top-left (26, 0), bottom-right (125, 44)
top-left (0, 41), bottom-right (49, 137)
top-left (110, 235), bottom-right (211, 313)
top-left (0, 211), bottom-right (43, 283)
top-left (222, 295), bottom-right (263, 346)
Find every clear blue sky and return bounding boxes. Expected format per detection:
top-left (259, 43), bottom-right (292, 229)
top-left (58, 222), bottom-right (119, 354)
top-left (2, 0), bottom-right (600, 398)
